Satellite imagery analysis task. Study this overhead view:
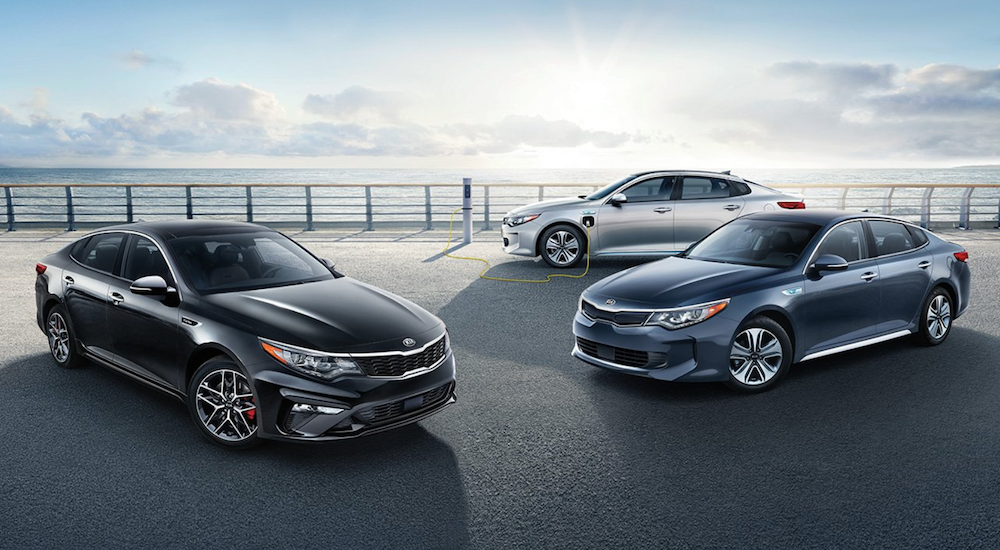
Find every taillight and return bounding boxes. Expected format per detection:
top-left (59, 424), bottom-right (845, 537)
top-left (35, 263), bottom-right (47, 275)
top-left (777, 201), bottom-right (806, 209)
top-left (954, 251), bottom-right (969, 263)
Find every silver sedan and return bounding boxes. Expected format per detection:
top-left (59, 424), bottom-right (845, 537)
top-left (501, 170), bottom-right (804, 268)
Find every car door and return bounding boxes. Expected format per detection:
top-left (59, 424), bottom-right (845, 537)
top-left (795, 221), bottom-right (883, 355)
top-left (63, 232), bottom-right (126, 362)
top-left (106, 234), bottom-right (182, 389)
top-left (867, 220), bottom-right (933, 333)
top-left (595, 176), bottom-right (675, 253)
top-left (671, 177), bottom-right (746, 249)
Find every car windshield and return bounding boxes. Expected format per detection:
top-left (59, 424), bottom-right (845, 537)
top-left (684, 219), bottom-right (821, 268)
top-left (168, 231), bottom-right (334, 293)
top-left (585, 175), bottom-right (639, 200)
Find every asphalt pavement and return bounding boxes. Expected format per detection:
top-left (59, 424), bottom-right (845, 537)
top-left (1, 227), bottom-right (999, 549)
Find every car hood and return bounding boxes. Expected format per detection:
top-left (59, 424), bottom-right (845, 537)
top-left (507, 196), bottom-right (590, 216)
top-left (203, 278), bottom-right (443, 353)
top-left (584, 257), bottom-right (779, 308)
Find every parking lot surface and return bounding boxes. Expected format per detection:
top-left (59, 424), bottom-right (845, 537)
top-left (1, 228), bottom-right (999, 549)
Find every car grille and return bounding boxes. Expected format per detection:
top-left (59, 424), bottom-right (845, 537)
top-left (353, 383), bottom-right (454, 425)
top-left (581, 300), bottom-right (650, 327)
top-left (354, 337), bottom-right (448, 377)
top-left (576, 337), bottom-right (650, 368)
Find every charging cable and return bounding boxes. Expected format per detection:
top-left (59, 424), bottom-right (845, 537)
top-left (442, 208), bottom-right (590, 283)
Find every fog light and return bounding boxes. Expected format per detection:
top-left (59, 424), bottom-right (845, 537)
top-left (291, 403), bottom-right (345, 415)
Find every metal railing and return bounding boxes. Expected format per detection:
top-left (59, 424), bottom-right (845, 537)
top-left (2, 182), bottom-right (1000, 232)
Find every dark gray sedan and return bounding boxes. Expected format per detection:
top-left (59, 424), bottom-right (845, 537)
top-left (572, 210), bottom-right (971, 392)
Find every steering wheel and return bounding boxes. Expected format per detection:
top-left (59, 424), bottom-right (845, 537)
top-left (261, 266), bottom-right (284, 279)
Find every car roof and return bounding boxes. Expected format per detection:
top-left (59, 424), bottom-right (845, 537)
top-left (630, 170), bottom-right (747, 181)
top-left (87, 220), bottom-right (271, 240)
top-left (743, 208), bottom-right (917, 226)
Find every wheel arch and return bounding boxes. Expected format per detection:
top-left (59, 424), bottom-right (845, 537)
top-left (928, 279), bottom-right (957, 309)
top-left (743, 306), bottom-right (796, 357)
top-left (185, 343), bottom-right (245, 390)
top-left (534, 220), bottom-right (590, 258)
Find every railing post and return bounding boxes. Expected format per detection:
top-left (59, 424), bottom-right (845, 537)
top-left (65, 186), bottom-right (75, 231)
top-left (185, 186), bottom-right (193, 219)
top-left (463, 178), bottom-right (472, 244)
top-left (305, 186), bottom-right (314, 231)
top-left (364, 186), bottom-right (373, 231)
top-left (483, 186), bottom-right (491, 231)
top-left (4, 187), bottom-right (14, 231)
top-left (882, 188), bottom-right (895, 215)
top-left (838, 188), bottom-right (848, 210)
top-left (424, 186), bottom-right (432, 230)
top-left (920, 188), bottom-right (934, 228)
top-left (125, 186), bottom-right (133, 223)
top-left (538, 186), bottom-right (544, 202)
top-left (245, 186), bottom-right (254, 223)
top-left (959, 187), bottom-right (974, 230)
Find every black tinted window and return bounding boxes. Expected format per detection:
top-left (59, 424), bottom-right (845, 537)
top-left (168, 231), bottom-right (333, 293)
top-left (76, 233), bottom-right (124, 274)
top-left (621, 177), bottom-right (671, 203)
top-left (869, 221), bottom-right (915, 256)
top-left (680, 177), bottom-right (733, 200)
top-left (124, 236), bottom-right (172, 283)
top-left (685, 219), bottom-right (820, 268)
top-left (907, 225), bottom-right (929, 247)
top-left (816, 222), bottom-right (866, 263)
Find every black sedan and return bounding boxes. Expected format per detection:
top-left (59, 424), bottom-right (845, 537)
top-left (573, 210), bottom-right (971, 392)
top-left (35, 221), bottom-right (456, 448)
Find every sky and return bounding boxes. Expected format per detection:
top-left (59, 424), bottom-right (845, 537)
top-left (1, 0), bottom-right (999, 169)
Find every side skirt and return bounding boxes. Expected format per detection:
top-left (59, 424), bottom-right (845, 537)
top-left (799, 330), bottom-right (914, 363)
top-left (83, 350), bottom-right (186, 402)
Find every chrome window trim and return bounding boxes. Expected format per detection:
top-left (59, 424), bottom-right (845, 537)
top-left (602, 173), bottom-right (676, 206)
top-left (71, 228), bottom-right (185, 300)
top-left (801, 217), bottom-right (930, 276)
top-left (866, 219), bottom-right (931, 261)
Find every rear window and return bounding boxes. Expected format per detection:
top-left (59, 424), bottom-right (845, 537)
top-left (73, 233), bottom-right (125, 274)
top-left (906, 225), bottom-right (929, 247)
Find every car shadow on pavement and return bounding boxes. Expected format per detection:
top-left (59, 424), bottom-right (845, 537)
top-left (0, 353), bottom-right (471, 550)
top-left (437, 256), bottom-right (1000, 548)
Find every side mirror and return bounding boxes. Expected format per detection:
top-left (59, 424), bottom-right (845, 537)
top-left (810, 254), bottom-right (849, 274)
top-left (610, 193), bottom-right (628, 206)
top-left (130, 275), bottom-right (174, 296)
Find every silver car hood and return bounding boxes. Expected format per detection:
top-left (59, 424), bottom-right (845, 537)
top-left (506, 196), bottom-right (590, 216)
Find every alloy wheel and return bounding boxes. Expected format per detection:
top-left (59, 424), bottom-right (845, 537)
top-left (927, 294), bottom-right (951, 340)
top-left (195, 369), bottom-right (258, 442)
top-left (729, 328), bottom-right (783, 386)
top-left (545, 230), bottom-right (580, 266)
top-left (47, 312), bottom-right (71, 363)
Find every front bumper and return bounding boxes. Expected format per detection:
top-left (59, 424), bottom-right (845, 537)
top-left (250, 352), bottom-right (457, 442)
top-left (571, 310), bottom-right (737, 382)
top-left (501, 222), bottom-right (541, 257)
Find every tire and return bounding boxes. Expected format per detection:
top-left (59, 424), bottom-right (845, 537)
top-left (724, 316), bottom-right (793, 393)
top-left (187, 358), bottom-right (261, 449)
top-left (539, 225), bottom-right (586, 268)
top-left (919, 287), bottom-right (953, 346)
top-left (45, 305), bottom-right (84, 369)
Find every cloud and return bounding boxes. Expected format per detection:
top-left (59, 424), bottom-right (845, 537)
top-left (121, 49), bottom-right (181, 71)
top-left (0, 80), bottom-right (632, 160)
top-left (302, 86), bottom-right (406, 124)
top-left (172, 78), bottom-right (284, 121)
top-left (691, 61), bottom-right (1000, 160)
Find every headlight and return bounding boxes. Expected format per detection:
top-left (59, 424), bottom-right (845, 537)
top-left (644, 299), bottom-right (730, 330)
top-left (259, 338), bottom-right (361, 381)
top-left (504, 213), bottom-right (540, 226)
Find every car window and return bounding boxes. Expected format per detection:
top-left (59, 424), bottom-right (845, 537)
top-left (124, 236), bottom-right (172, 283)
top-left (76, 233), bottom-right (125, 274)
top-left (684, 219), bottom-right (820, 268)
top-left (869, 220), bottom-right (916, 256)
top-left (168, 231), bottom-right (333, 293)
top-left (621, 177), bottom-right (671, 203)
top-left (586, 175), bottom-right (639, 200)
top-left (907, 225), bottom-right (929, 247)
top-left (680, 177), bottom-right (733, 200)
top-left (815, 222), bottom-right (866, 263)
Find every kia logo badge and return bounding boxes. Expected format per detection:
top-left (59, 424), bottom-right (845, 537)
top-left (402, 338), bottom-right (416, 347)
top-left (605, 299), bottom-right (616, 306)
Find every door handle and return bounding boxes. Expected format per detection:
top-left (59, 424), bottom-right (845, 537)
top-left (861, 272), bottom-right (878, 282)
top-left (109, 292), bottom-right (125, 305)
top-left (63, 276), bottom-right (75, 285)
top-left (653, 207), bottom-right (672, 213)
top-left (724, 204), bottom-right (741, 211)
top-left (917, 261), bottom-right (931, 269)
